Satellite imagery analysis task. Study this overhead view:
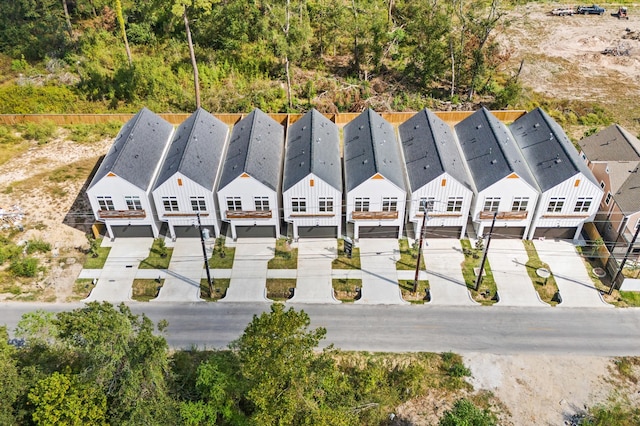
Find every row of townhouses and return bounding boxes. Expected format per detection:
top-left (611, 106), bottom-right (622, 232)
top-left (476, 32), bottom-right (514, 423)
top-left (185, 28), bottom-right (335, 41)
top-left (87, 106), bottom-right (626, 246)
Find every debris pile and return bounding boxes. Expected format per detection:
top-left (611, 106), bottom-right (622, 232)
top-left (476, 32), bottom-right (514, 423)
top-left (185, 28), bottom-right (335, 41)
top-left (0, 205), bottom-right (25, 230)
top-left (602, 42), bottom-right (631, 56)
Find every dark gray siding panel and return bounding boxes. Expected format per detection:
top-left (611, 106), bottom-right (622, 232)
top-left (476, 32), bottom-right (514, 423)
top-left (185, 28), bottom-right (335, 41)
top-left (112, 225), bottom-right (154, 238)
top-left (533, 227), bottom-right (576, 240)
top-left (236, 226), bottom-right (277, 238)
top-left (359, 226), bottom-right (399, 238)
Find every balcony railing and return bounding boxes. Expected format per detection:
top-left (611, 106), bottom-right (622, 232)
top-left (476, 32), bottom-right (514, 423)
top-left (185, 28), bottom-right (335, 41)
top-left (226, 210), bottom-right (273, 219)
top-left (352, 211), bottom-right (399, 220)
top-left (540, 214), bottom-right (589, 219)
top-left (479, 210), bottom-right (528, 220)
top-left (98, 209), bottom-right (146, 219)
top-left (289, 213), bottom-right (336, 218)
top-left (416, 212), bottom-right (463, 218)
top-left (163, 212), bottom-right (209, 217)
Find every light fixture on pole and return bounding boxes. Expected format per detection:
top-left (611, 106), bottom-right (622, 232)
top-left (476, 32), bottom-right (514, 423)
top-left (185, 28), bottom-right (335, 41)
top-left (609, 223), bottom-right (640, 295)
top-left (475, 211), bottom-right (497, 291)
top-left (196, 212), bottom-right (213, 295)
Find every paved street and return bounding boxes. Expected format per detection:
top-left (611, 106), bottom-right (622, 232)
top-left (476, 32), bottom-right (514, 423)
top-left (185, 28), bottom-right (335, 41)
top-left (289, 239), bottom-right (340, 304)
top-left (488, 239), bottom-right (549, 307)
top-left (356, 239), bottom-right (407, 305)
top-left (534, 239), bottom-right (611, 308)
top-left (423, 239), bottom-right (477, 306)
top-left (220, 238), bottom-right (272, 302)
top-left (153, 238), bottom-right (204, 302)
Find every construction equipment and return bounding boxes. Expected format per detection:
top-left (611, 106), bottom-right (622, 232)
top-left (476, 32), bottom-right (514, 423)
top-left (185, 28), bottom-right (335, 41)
top-left (612, 7), bottom-right (629, 19)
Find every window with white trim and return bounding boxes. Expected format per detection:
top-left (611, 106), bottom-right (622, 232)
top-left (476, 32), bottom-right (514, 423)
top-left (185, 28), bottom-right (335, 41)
top-left (419, 197), bottom-right (435, 213)
top-left (97, 196), bottom-right (115, 211)
top-left (254, 196), bottom-right (270, 211)
top-left (447, 197), bottom-right (463, 212)
top-left (382, 197), bottom-right (397, 212)
top-left (483, 197), bottom-right (500, 212)
top-left (355, 198), bottom-right (370, 212)
top-left (190, 196), bottom-right (206, 211)
top-left (125, 196), bottom-right (142, 210)
top-left (573, 197), bottom-right (592, 213)
top-left (292, 197), bottom-right (306, 212)
top-left (319, 197), bottom-right (333, 212)
top-left (600, 181), bottom-right (605, 189)
top-left (511, 197), bottom-right (528, 212)
top-left (605, 192), bottom-right (612, 205)
top-left (162, 196), bottom-right (179, 212)
top-left (226, 197), bottom-right (241, 211)
top-left (547, 197), bottom-right (565, 213)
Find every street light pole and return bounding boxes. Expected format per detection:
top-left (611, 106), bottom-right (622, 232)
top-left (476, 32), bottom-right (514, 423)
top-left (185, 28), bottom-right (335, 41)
top-left (609, 223), bottom-right (640, 295)
top-left (413, 205), bottom-right (428, 293)
top-left (196, 212), bottom-right (213, 295)
top-left (475, 211), bottom-right (497, 291)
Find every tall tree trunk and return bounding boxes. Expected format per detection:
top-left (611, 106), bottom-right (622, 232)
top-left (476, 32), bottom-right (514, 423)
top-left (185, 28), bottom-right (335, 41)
top-left (450, 37), bottom-right (455, 99)
top-left (62, 0), bottom-right (73, 38)
top-left (115, 0), bottom-right (132, 66)
top-left (284, 0), bottom-right (292, 109)
top-left (285, 55), bottom-right (292, 110)
top-left (351, 0), bottom-right (360, 76)
top-left (184, 6), bottom-right (201, 109)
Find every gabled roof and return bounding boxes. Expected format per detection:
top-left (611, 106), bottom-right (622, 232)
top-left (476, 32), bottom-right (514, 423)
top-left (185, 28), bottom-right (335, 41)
top-left (283, 109), bottom-right (341, 192)
top-left (615, 168), bottom-right (640, 214)
top-left (89, 107), bottom-right (173, 191)
top-left (217, 109), bottom-right (284, 191)
top-left (510, 108), bottom-right (598, 192)
top-left (154, 108), bottom-right (228, 191)
top-left (577, 124), bottom-right (640, 161)
top-left (343, 109), bottom-right (406, 192)
top-left (455, 107), bottom-right (537, 193)
top-left (399, 108), bottom-right (473, 193)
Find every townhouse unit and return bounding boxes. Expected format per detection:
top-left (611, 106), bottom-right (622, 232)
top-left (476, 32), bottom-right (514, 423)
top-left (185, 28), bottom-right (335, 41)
top-left (216, 109), bottom-right (284, 240)
top-left (282, 109), bottom-right (342, 240)
top-left (399, 108), bottom-right (474, 239)
top-left (455, 107), bottom-right (539, 239)
top-left (510, 108), bottom-right (603, 240)
top-left (86, 108), bottom-right (174, 240)
top-left (578, 124), bottom-right (640, 258)
top-left (344, 109), bottom-right (407, 240)
top-left (151, 108), bottom-right (229, 240)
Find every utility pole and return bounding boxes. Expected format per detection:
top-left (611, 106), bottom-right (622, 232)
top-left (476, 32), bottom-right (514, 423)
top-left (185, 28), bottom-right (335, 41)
top-left (475, 211), bottom-right (497, 291)
top-left (609, 223), bottom-right (640, 295)
top-left (197, 212), bottom-right (213, 295)
top-left (413, 205), bottom-right (428, 293)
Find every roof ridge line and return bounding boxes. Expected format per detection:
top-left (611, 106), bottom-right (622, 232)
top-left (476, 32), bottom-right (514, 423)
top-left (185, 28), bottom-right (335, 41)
top-left (482, 108), bottom-right (515, 175)
top-left (111, 108), bottom-right (147, 174)
top-left (425, 109), bottom-right (446, 175)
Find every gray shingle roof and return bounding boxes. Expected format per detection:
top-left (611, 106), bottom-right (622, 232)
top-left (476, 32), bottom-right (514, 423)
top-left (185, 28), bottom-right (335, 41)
top-left (217, 109), bottom-right (284, 191)
top-left (344, 109), bottom-right (406, 192)
top-left (615, 168), bottom-right (640, 214)
top-left (510, 108), bottom-right (598, 192)
top-left (283, 109), bottom-right (341, 192)
top-left (89, 107), bottom-right (173, 191)
top-left (455, 107), bottom-right (538, 192)
top-left (399, 108), bottom-right (473, 193)
top-left (577, 124), bottom-right (640, 161)
top-left (153, 108), bottom-right (228, 191)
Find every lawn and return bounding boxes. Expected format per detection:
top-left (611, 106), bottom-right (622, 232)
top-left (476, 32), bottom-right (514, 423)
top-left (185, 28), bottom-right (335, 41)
top-left (132, 278), bottom-right (163, 302)
top-left (618, 291), bottom-right (640, 307)
top-left (267, 238), bottom-right (298, 269)
top-left (399, 279), bottom-right (430, 304)
top-left (200, 278), bottom-right (230, 301)
top-left (139, 238), bottom-right (173, 269)
top-left (396, 238), bottom-right (426, 271)
top-left (460, 239), bottom-right (498, 306)
top-left (331, 239), bottom-right (361, 270)
top-left (68, 278), bottom-right (95, 301)
top-left (522, 240), bottom-right (560, 306)
top-left (208, 237), bottom-right (235, 269)
top-left (266, 278), bottom-right (296, 301)
top-left (83, 239), bottom-right (111, 269)
top-left (332, 278), bottom-right (362, 302)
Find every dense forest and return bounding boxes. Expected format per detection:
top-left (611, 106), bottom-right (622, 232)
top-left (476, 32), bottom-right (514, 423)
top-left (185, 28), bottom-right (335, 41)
top-left (0, 0), bottom-right (524, 114)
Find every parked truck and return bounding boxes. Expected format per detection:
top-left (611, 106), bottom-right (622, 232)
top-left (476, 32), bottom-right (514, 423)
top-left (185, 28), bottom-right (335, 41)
top-left (576, 4), bottom-right (606, 15)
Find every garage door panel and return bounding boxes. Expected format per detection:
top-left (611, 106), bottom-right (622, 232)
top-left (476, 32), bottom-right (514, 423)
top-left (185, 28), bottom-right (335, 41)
top-left (236, 226), bottom-right (276, 238)
top-left (492, 227), bottom-right (525, 239)
top-left (298, 226), bottom-right (337, 238)
top-left (533, 227), bottom-right (576, 240)
top-left (174, 225), bottom-right (215, 238)
top-left (359, 226), bottom-right (398, 238)
top-left (425, 227), bottom-right (461, 238)
top-left (112, 225), bottom-right (154, 238)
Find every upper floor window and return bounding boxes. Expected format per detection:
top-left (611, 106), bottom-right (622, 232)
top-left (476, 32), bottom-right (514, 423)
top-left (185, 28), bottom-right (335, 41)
top-left (162, 196), bottom-right (178, 212)
top-left (511, 197), bottom-right (528, 212)
top-left (419, 197), bottom-right (435, 213)
top-left (605, 192), bottom-right (612, 205)
top-left (97, 196), bottom-right (115, 211)
top-left (319, 197), bottom-right (333, 213)
top-left (447, 197), bottom-right (463, 212)
top-left (254, 196), bottom-right (270, 211)
top-left (125, 196), bottom-right (142, 210)
top-left (483, 197), bottom-right (500, 212)
top-left (382, 197), bottom-right (397, 212)
top-left (190, 196), bottom-right (206, 211)
top-left (547, 197), bottom-right (565, 213)
top-left (355, 198), bottom-right (370, 212)
top-left (227, 197), bottom-right (241, 211)
top-left (292, 197), bottom-right (306, 213)
top-left (574, 197), bottom-right (592, 213)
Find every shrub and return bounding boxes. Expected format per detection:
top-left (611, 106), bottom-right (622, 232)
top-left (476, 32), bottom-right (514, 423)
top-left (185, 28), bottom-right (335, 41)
top-left (440, 398), bottom-right (497, 426)
top-left (15, 121), bottom-right (57, 144)
top-left (10, 257), bottom-right (39, 277)
top-left (26, 239), bottom-right (51, 254)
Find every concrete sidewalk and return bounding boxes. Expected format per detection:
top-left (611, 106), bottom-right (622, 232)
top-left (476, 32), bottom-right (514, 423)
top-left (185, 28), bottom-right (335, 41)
top-left (85, 238), bottom-right (153, 302)
top-left (488, 240), bottom-right (549, 307)
top-left (220, 238), bottom-right (273, 302)
top-left (289, 239), bottom-right (340, 304)
top-left (356, 239), bottom-right (407, 305)
top-left (153, 238), bottom-right (205, 302)
top-left (534, 239), bottom-right (611, 308)
top-left (423, 239), bottom-right (477, 306)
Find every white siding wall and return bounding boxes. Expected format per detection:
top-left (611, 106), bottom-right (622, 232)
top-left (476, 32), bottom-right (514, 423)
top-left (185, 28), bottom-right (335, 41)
top-left (152, 172), bottom-right (220, 239)
top-left (346, 177), bottom-right (407, 239)
top-left (471, 176), bottom-right (539, 239)
top-left (529, 174), bottom-right (604, 239)
top-left (283, 173), bottom-right (342, 239)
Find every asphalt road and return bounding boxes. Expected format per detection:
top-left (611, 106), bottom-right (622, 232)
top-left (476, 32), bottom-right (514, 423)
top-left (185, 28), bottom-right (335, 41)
top-left (2, 302), bottom-right (640, 355)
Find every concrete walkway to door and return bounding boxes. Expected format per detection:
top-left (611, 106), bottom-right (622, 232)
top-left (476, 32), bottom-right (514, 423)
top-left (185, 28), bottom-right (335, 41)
top-left (220, 238), bottom-right (272, 302)
top-left (356, 239), bottom-right (407, 305)
top-left (153, 238), bottom-right (205, 302)
top-left (423, 239), bottom-right (477, 306)
top-left (487, 239), bottom-right (549, 307)
top-left (289, 239), bottom-right (340, 304)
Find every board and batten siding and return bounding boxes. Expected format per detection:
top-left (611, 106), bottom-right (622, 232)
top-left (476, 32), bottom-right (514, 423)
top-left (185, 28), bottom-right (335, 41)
top-left (283, 174), bottom-right (342, 239)
top-left (471, 175), bottom-right (540, 239)
top-left (152, 172), bottom-right (220, 239)
top-left (409, 172), bottom-right (473, 239)
top-left (529, 174), bottom-right (603, 240)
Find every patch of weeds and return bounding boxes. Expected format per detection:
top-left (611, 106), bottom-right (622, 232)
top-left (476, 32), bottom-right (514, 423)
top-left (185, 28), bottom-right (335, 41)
top-left (332, 278), bottom-right (362, 302)
top-left (132, 278), bottom-right (163, 302)
top-left (139, 238), bottom-right (173, 269)
top-left (613, 357), bottom-right (640, 384)
top-left (618, 291), bottom-right (640, 307)
top-left (208, 237), bottom-right (235, 268)
top-left (25, 239), bottom-right (51, 254)
top-left (267, 238), bottom-right (297, 269)
top-left (83, 238), bottom-right (110, 269)
top-left (200, 278), bottom-right (230, 301)
top-left (332, 238), bottom-right (361, 269)
top-left (266, 278), bottom-right (296, 301)
top-left (65, 121), bottom-right (121, 143)
top-left (522, 240), bottom-right (559, 306)
top-left (460, 239), bottom-right (498, 305)
top-left (10, 257), bottom-right (39, 277)
top-left (396, 238), bottom-right (426, 271)
top-left (16, 120), bottom-right (57, 144)
top-left (399, 279), bottom-right (430, 304)
top-left (69, 278), bottom-right (95, 301)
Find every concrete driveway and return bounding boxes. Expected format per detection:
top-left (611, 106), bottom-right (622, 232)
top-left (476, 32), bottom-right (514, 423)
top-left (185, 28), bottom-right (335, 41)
top-left (423, 239), bottom-right (477, 306)
top-left (356, 239), bottom-right (407, 305)
top-left (487, 240), bottom-right (549, 307)
top-left (289, 239), bottom-right (340, 304)
top-left (220, 238), bottom-right (272, 302)
top-left (534, 239), bottom-right (611, 308)
top-left (153, 238), bottom-right (205, 302)
top-left (85, 237), bottom-right (153, 302)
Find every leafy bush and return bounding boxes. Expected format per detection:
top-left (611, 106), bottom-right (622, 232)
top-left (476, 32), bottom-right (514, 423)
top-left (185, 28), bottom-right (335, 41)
top-left (15, 121), bottom-right (57, 144)
top-left (440, 398), bottom-right (497, 426)
top-left (65, 121), bottom-right (121, 143)
top-left (0, 242), bottom-right (22, 264)
top-left (10, 257), bottom-right (39, 277)
top-left (26, 239), bottom-right (51, 254)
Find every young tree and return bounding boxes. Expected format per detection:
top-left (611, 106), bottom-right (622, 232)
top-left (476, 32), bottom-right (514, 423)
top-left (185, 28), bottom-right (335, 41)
top-left (0, 326), bottom-right (22, 426)
top-left (115, 0), bottom-right (133, 66)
